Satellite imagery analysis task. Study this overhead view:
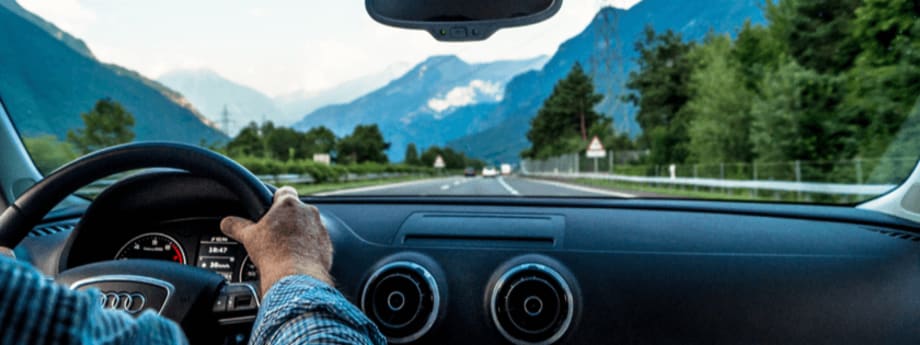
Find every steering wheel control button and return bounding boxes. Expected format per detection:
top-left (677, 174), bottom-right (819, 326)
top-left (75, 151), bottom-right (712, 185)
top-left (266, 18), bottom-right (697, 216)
top-left (361, 261), bottom-right (440, 344)
top-left (213, 295), bottom-right (228, 313)
top-left (215, 283), bottom-right (260, 316)
top-left (490, 263), bottom-right (575, 345)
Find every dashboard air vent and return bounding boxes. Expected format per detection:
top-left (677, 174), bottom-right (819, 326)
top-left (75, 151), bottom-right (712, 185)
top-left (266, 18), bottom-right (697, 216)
top-left (361, 261), bottom-right (439, 343)
top-left (29, 222), bottom-right (76, 238)
top-left (491, 263), bottom-right (573, 345)
top-left (866, 228), bottom-right (920, 243)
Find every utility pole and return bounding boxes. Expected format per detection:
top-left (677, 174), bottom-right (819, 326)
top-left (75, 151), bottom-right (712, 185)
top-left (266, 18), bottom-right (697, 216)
top-left (220, 105), bottom-right (233, 136)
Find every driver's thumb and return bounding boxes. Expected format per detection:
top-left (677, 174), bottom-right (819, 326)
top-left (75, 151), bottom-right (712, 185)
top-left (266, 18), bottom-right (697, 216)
top-left (220, 216), bottom-right (254, 243)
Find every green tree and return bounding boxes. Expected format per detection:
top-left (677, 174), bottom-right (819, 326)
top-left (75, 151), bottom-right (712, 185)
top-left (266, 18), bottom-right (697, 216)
top-left (66, 99), bottom-right (135, 154)
top-left (23, 135), bottom-right (79, 174)
top-left (524, 62), bottom-right (606, 159)
top-left (845, 0), bottom-right (920, 159)
top-left (625, 26), bottom-right (697, 164)
top-left (404, 143), bottom-right (420, 165)
top-left (337, 124), bottom-right (390, 164)
top-left (750, 62), bottom-right (854, 167)
top-left (264, 125), bottom-right (303, 161)
top-left (226, 121), bottom-right (264, 157)
top-left (302, 126), bottom-right (337, 156)
top-left (765, 0), bottom-right (862, 73)
top-left (685, 34), bottom-right (755, 164)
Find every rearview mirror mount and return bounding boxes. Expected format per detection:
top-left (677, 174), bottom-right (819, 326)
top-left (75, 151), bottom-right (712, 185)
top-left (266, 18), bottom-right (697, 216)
top-left (366, 0), bottom-right (563, 42)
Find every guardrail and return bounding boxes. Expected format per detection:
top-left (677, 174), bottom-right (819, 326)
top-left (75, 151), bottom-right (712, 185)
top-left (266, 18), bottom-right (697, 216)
top-left (521, 171), bottom-right (897, 196)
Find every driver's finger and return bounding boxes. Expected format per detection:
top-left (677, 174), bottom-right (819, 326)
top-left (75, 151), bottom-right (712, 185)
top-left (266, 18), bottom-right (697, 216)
top-left (220, 216), bottom-right (255, 242)
top-left (274, 186), bottom-right (299, 204)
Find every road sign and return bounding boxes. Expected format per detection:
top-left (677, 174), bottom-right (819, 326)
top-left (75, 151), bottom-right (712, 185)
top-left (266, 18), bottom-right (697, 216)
top-left (433, 155), bottom-right (446, 169)
top-left (313, 153), bottom-right (331, 165)
top-left (586, 136), bottom-right (606, 158)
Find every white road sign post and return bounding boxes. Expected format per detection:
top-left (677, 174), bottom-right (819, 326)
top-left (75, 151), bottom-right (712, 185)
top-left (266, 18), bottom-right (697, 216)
top-left (585, 136), bottom-right (606, 173)
top-left (433, 155), bottom-right (446, 170)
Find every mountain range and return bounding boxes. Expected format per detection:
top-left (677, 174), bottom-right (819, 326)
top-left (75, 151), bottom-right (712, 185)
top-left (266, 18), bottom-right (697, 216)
top-left (274, 62), bottom-right (412, 123)
top-left (289, 0), bottom-right (766, 163)
top-left (293, 55), bottom-right (549, 161)
top-left (0, 0), bottom-right (225, 144)
top-left (446, 0), bottom-right (767, 163)
top-left (158, 69), bottom-right (282, 135)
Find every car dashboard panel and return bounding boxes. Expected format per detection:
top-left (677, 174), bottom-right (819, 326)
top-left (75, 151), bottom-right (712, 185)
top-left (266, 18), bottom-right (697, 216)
top-left (21, 173), bottom-right (920, 345)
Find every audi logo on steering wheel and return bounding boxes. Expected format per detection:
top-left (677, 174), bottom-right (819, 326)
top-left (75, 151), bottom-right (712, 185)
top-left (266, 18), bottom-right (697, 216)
top-left (100, 292), bottom-right (146, 313)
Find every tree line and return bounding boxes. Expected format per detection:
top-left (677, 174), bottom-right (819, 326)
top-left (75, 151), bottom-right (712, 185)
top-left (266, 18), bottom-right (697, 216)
top-left (24, 98), bottom-right (482, 174)
top-left (524, 0), bottom-right (919, 184)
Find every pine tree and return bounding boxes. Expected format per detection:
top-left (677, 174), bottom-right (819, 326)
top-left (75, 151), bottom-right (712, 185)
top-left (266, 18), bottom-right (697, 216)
top-left (523, 62), bottom-right (605, 159)
top-left (404, 143), bottom-right (420, 165)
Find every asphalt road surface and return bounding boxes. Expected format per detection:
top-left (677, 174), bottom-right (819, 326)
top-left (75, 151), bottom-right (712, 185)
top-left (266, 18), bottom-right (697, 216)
top-left (317, 176), bottom-right (638, 197)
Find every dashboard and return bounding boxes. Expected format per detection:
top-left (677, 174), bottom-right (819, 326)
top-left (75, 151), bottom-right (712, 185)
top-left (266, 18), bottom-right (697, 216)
top-left (17, 172), bottom-right (920, 344)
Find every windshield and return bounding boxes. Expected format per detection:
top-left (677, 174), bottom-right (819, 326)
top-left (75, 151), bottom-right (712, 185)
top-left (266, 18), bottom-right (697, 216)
top-left (1, 0), bottom-right (918, 203)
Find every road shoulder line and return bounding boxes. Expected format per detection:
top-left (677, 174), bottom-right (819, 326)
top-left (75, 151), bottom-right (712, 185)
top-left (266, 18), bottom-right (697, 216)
top-left (520, 177), bottom-right (636, 198)
top-left (496, 176), bottom-right (520, 195)
top-left (313, 177), bottom-right (452, 196)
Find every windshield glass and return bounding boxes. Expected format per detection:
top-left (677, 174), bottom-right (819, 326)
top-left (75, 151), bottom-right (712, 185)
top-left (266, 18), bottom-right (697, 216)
top-left (1, 0), bottom-right (918, 203)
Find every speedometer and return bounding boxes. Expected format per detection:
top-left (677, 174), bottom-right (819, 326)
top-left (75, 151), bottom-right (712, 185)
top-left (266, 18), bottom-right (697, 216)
top-left (115, 233), bottom-right (187, 264)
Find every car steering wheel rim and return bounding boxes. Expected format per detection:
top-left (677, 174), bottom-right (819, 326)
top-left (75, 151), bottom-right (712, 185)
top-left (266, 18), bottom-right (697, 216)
top-left (0, 141), bottom-right (273, 248)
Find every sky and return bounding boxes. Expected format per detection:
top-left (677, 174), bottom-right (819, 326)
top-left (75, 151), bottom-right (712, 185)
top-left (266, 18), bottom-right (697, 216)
top-left (19, 0), bottom-right (641, 97)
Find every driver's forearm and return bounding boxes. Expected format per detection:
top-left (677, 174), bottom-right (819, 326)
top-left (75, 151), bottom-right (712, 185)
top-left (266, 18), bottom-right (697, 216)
top-left (0, 257), bottom-right (187, 345)
top-left (251, 275), bottom-right (386, 345)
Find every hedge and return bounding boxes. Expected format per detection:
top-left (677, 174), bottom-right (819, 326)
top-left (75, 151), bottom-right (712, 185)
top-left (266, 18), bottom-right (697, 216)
top-left (232, 156), bottom-right (440, 183)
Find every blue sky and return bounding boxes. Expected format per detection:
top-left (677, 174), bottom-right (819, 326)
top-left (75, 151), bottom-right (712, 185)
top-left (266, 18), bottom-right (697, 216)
top-left (20, 0), bottom-right (640, 97)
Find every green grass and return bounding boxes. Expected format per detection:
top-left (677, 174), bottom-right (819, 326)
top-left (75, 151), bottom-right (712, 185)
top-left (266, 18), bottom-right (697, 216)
top-left (291, 175), bottom-right (434, 195)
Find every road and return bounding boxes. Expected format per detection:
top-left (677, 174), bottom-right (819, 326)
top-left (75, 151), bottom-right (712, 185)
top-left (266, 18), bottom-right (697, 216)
top-left (317, 176), bottom-right (638, 197)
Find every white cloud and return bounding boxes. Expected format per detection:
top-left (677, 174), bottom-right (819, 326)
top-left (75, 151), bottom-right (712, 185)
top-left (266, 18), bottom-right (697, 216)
top-left (427, 80), bottom-right (503, 114)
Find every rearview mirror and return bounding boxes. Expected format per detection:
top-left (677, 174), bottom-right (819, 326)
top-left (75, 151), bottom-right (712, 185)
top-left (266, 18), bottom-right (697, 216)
top-left (366, 0), bottom-right (563, 42)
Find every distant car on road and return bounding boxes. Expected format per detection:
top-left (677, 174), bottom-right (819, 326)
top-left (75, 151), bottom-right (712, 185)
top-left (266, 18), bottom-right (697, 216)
top-left (482, 166), bottom-right (498, 178)
top-left (500, 164), bottom-right (512, 176)
top-left (463, 167), bottom-right (476, 177)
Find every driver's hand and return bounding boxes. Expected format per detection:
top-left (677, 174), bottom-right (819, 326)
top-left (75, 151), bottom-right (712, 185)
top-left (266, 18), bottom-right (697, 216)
top-left (0, 246), bottom-right (13, 259)
top-left (219, 186), bottom-right (333, 296)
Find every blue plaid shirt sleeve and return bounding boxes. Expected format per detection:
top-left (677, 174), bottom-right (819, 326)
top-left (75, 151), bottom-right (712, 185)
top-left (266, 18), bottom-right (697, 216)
top-left (0, 256), bottom-right (187, 345)
top-left (250, 275), bottom-right (387, 345)
top-left (1, 255), bottom-right (384, 345)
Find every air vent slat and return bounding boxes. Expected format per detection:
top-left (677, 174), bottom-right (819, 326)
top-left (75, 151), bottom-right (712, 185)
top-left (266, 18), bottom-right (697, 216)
top-left (865, 228), bottom-right (920, 243)
top-left (29, 222), bottom-right (76, 238)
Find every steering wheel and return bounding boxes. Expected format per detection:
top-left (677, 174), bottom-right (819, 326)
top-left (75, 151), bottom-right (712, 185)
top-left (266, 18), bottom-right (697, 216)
top-left (0, 142), bottom-right (273, 343)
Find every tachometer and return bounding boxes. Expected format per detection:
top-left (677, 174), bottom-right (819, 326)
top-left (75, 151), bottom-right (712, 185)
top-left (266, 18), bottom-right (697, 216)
top-left (239, 255), bottom-right (259, 282)
top-left (115, 233), bottom-right (187, 264)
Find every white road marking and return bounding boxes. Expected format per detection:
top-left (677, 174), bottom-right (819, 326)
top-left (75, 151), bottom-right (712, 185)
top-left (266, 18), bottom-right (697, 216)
top-left (314, 178), bottom-right (451, 196)
top-left (454, 180), bottom-right (461, 186)
top-left (440, 184), bottom-right (451, 190)
top-left (496, 176), bottom-right (520, 196)
top-left (522, 178), bottom-right (636, 198)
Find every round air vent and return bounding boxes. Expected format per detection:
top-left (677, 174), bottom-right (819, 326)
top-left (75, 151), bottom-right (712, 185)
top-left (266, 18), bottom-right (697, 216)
top-left (361, 261), bottom-right (439, 343)
top-left (490, 263), bottom-right (574, 345)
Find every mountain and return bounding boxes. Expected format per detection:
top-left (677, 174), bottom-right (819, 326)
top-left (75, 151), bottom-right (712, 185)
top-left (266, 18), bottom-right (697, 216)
top-left (158, 69), bottom-right (280, 135)
top-left (275, 62), bottom-right (412, 122)
top-left (293, 55), bottom-right (549, 161)
top-left (448, 0), bottom-right (766, 163)
top-left (0, 1), bottom-right (225, 144)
